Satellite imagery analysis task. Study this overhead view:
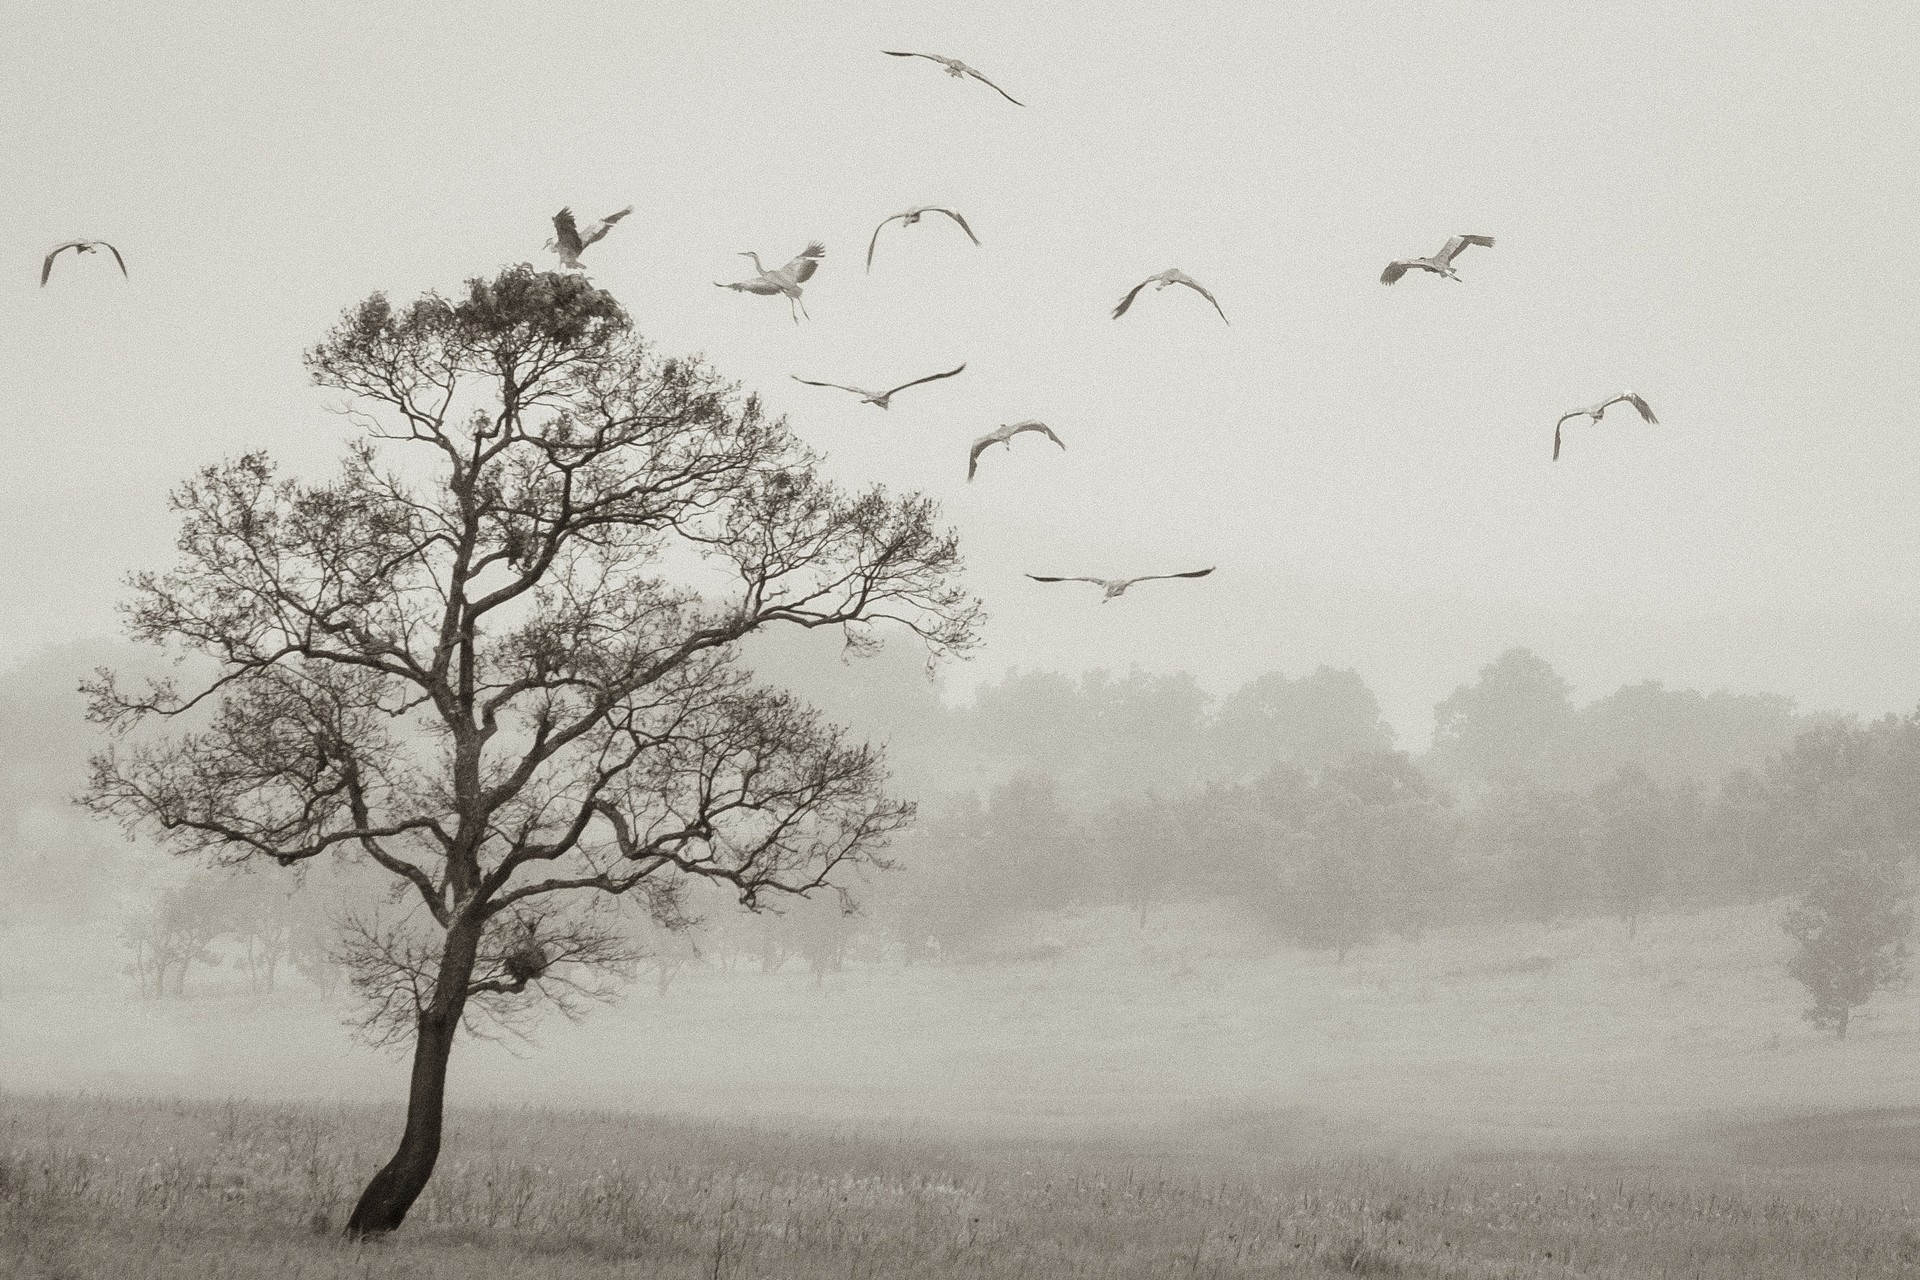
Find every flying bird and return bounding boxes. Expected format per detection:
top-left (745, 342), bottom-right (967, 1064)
top-left (792, 363), bottom-right (966, 409)
top-left (867, 207), bottom-right (981, 271)
top-left (1025, 568), bottom-right (1216, 602)
top-left (1380, 234), bottom-right (1495, 285)
top-left (968, 420), bottom-right (1064, 481)
top-left (41, 240), bottom-right (127, 287)
top-left (547, 206), bottom-right (633, 270)
top-left (716, 242), bottom-right (826, 323)
top-left (882, 51), bottom-right (1024, 105)
top-left (1552, 392), bottom-right (1659, 461)
top-left (1112, 269), bottom-right (1228, 323)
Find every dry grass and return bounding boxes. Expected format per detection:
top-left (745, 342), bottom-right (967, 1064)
top-left (3, 1094), bottom-right (1918, 1278)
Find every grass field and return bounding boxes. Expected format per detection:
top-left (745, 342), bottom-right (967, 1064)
top-left (3, 901), bottom-right (1918, 1275)
top-left (4, 1095), bottom-right (1918, 1278)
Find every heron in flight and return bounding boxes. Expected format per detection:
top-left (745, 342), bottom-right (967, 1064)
top-left (882, 51), bottom-right (1024, 105)
top-left (1112, 269), bottom-right (1228, 323)
top-left (968, 420), bottom-right (1064, 481)
top-left (1553, 392), bottom-right (1659, 461)
top-left (716, 242), bottom-right (826, 323)
top-left (867, 207), bottom-right (980, 271)
top-left (41, 240), bottom-right (127, 287)
top-left (792, 363), bottom-right (966, 409)
top-left (1380, 234), bottom-right (1495, 285)
top-left (547, 207), bottom-right (633, 270)
top-left (1026, 568), bottom-right (1216, 602)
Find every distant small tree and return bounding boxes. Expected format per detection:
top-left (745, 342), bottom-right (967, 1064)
top-left (1781, 851), bottom-right (1912, 1040)
top-left (121, 878), bottom-right (225, 997)
top-left (219, 871), bottom-right (299, 995)
top-left (786, 894), bottom-right (861, 985)
top-left (82, 266), bottom-right (977, 1237)
top-left (1588, 763), bottom-right (1693, 938)
top-left (1091, 792), bottom-right (1184, 927)
top-left (1429, 648), bottom-right (1574, 788)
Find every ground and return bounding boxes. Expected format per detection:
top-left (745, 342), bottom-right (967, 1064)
top-left (2, 901), bottom-right (1916, 1275)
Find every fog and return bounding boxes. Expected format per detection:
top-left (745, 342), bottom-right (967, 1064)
top-left (5, 1), bottom-right (1919, 1269)
top-left (4, 630), bottom-right (1916, 1166)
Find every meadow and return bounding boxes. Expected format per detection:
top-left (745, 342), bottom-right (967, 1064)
top-left (3, 901), bottom-right (1918, 1276)
top-left (4, 1094), bottom-right (1918, 1279)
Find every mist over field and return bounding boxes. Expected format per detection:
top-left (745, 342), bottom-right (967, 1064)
top-left (6, 631), bottom-right (1920, 1274)
top-left (3, 632), bottom-right (1915, 1139)
top-left (7, 0), bottom-right (1920, 1273)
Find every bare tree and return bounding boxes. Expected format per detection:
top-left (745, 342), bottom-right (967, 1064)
top-left (120, 879), bottom-right (226, 997)
top-left (82, 265), bottom-right (979, 1237)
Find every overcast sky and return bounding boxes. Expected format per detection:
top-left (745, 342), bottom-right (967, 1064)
top-left (4, 0), bottom-right (1917, 741)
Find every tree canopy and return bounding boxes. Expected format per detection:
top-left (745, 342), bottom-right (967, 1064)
top-left (81, 265), bottom-right (980, 1235)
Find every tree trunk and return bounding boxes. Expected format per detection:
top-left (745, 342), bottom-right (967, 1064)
top-left (344, 920), bottom-right (480, 1237)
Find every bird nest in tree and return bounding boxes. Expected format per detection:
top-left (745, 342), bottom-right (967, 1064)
top-left (504, 942), bottom-right (549, 984)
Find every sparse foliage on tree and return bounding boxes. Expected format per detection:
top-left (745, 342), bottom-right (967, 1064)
top-left (82, 266), bottom-right (977, 1237)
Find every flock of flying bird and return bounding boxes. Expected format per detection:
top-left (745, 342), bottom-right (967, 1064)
top-left (38, 47), bottom-right (1663, 606)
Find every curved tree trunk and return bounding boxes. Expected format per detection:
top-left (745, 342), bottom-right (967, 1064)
top-left (344, 920), bottom-right (480, 1237)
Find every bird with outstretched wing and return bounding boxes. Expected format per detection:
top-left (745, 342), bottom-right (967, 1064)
top-left (968, 420), bottom-right (1064, 480)
top-left (41, 240), bottom-right (128, 287)
top-left (867, 207), bottom-right (981, 271)
top-left (791, 363), bottom-right (967, 409)
top-left (1026, 568), bottom-right (1216, 602)
top-left (1112, 269), bottom-right (1228, 323)
top-left (548, 206), bottom-right (633, 270)
top-left (882, 50), bottom-right (1024, 105)
top-left (1553, 391), bottom-right (1660, 460)
top-left (1380, 234), bottom-right (1495, 285)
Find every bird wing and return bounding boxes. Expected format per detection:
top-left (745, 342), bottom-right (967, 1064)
top-left (1436, 234), bottom-right (1495, 266)
top-left (785, 241), bottom-right (825, 283)
top-left (1175, 275), bottom-right (1229, 323)
top-left (1025, 575), bottom-right (1104, 585)
top-left (929, 207), bottom-right (981, 245)
top-left (883, 49), bottom-right (936, 60)
top-left (791, 376), bottom-right (872, 397)
top-left (880, 363), bottom-right (967, 398)
top-left (1112, 278), bottom-right (1151, 318)
top-left (1380, 260), bottom-right (1411, 286)
top-left (40, 242), bottom-right (82, 286)
top-left (1128, 568), bottom-right (1217, 585)
top-left (1009, 420), bottom-right (1065, 449)
top-left (966, 435), bottom-right (996, 481)
top-left (1552, 413), bottom-right (1581, 460)
top-left (101, 241), bottom-right (128, 277)
top-left (866, 215), bottom-right (901, 271)
top-left (551, 208), bottom-right (584, 256)
top-left (582, 205), bottom-right (634, 247)
top-left (1621, 391), bottom-right (1658, 423)
top-left (964, 65), bottom-right (1024, 105)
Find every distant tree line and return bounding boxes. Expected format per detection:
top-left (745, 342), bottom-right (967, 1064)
top-left (0, 635), bottom-right (1909, 1035)
top-left (860, 648), bottom-right (1915, 1034)
top-left (120, 868), bottom-right (349, 998)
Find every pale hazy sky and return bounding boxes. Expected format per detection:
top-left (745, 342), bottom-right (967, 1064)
top-left (4, 1), bottom-right (1917, 741)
